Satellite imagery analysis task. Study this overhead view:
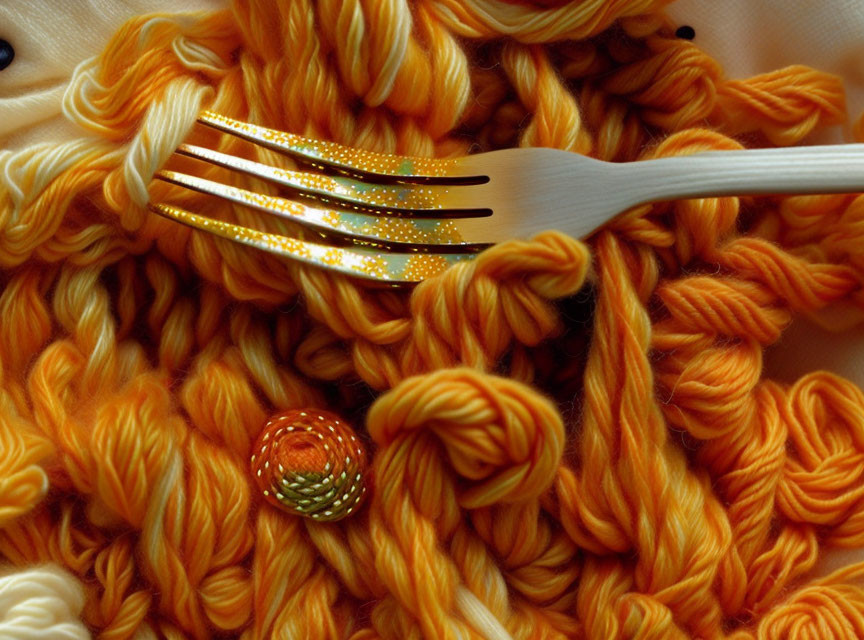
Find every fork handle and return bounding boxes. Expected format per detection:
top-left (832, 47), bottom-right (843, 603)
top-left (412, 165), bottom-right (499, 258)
top-left (617, 144), bottom-right (864, 206)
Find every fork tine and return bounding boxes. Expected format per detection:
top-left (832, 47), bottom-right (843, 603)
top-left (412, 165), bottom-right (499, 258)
top-left (197, 110), bottom-right (488, 185)
top-left (154, 170), bottom-right (491, 253)
top-left (175, 143), bottom-right (491, 219)
top-left (149, 203), bottom-right (475, 283)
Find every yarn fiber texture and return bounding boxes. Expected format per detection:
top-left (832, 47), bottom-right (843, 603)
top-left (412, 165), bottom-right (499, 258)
top-left (2, 1), bottom-right (864, 638)
top-left (0, 564), bottom-right (90, 639)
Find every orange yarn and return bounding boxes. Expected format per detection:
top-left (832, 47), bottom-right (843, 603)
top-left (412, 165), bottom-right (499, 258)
top-left (3, 1), bottom-right (864, 638)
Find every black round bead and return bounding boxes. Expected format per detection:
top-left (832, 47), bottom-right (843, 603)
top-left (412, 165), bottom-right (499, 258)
top-left (0, 40), bottom-right (13, 71)
top-left (675, 25), bottom-right (696, 40)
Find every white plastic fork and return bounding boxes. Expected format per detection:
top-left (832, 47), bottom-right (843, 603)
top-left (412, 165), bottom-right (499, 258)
top-left (150, 111), bottom-right (864, 284)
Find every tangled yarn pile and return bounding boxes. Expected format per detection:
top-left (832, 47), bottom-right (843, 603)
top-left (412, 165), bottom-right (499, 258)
top-left (3, 0), bottom-right (864, 637)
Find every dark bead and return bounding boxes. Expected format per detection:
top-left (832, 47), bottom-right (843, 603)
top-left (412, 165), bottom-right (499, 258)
top-left (675, 25), bottom-right (696, 40)
top-left (0, 40), bottom-right (13, 71)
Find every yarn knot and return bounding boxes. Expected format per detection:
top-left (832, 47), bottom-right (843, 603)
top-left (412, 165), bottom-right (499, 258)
top-left (367, 368), bottom-right (565, 507)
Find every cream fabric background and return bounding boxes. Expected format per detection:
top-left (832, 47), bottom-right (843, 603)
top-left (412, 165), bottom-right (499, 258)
top-left (0, 0), bottom-right (224, 149)
top-left (1, 0), bottom-right (862, 576)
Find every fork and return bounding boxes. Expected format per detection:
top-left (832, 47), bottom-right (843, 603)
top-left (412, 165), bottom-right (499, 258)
top-left (149, 110), bottom-right (864, 284)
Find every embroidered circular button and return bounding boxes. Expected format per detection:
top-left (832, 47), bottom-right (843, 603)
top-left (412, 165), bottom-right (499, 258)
top-left (0, 40), bottom-right (14, 71)
top-left (250, 409), bottom-right (368, 521)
